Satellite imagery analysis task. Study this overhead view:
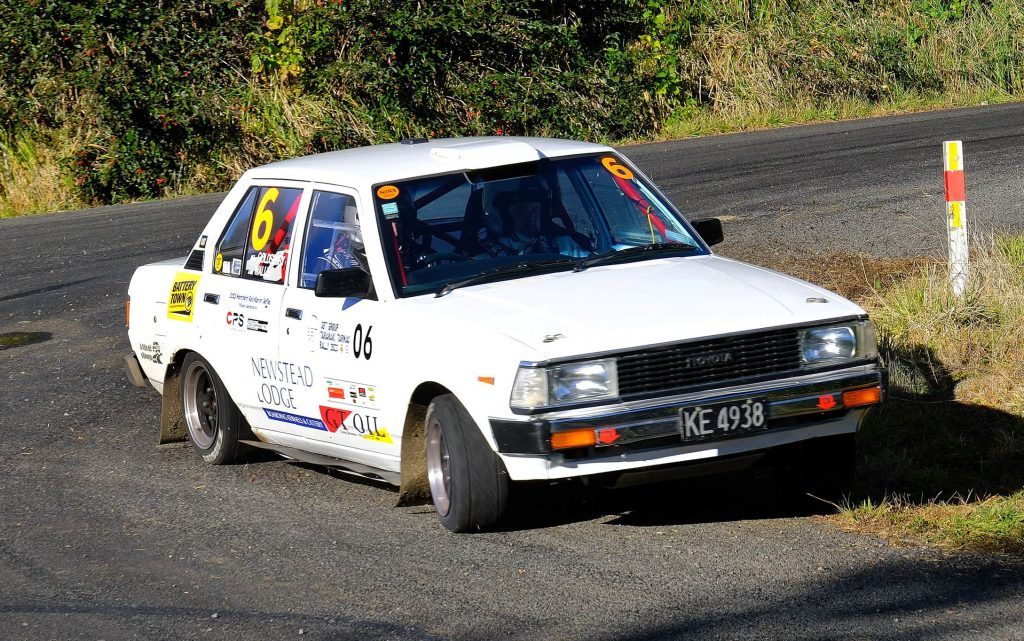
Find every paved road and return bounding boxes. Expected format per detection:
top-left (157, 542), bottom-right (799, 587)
top-left (2, 104), bottom-right (1023, 641)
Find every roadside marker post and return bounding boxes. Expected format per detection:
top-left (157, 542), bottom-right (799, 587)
top-left (943, 140), bottom-right (969, 297)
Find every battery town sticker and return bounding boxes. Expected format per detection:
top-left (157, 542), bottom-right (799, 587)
top-left (167, 272), bottom-right (201, 322)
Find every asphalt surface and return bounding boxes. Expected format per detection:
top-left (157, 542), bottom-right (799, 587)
top-left (2, 104), bottom-right (1024, 641)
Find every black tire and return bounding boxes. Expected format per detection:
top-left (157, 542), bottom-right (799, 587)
top-left (774, 434), bottom-right (856, 506)
top-left (425, 394), bottom-right (509, 533)
top-left (181, 352), bottom-right (247, 465)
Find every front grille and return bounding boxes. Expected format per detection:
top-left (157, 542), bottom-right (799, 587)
top-left (616, 328), bottom-right (802, 398)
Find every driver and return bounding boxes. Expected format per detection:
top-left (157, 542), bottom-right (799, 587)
top-left (479, 187), bottom-right (555, 257)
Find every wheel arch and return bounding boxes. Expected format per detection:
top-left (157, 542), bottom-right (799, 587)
top-left (396, 381), bottom-right (453, 506)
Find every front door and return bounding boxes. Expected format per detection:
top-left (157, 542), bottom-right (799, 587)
top-left (278, 187), bottom-right (397, 470)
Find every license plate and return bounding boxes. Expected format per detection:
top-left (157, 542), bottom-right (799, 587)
top-left (678, 397), bottom-right (769, 442)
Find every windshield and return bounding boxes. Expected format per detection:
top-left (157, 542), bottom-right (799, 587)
top-left (373, 153), bottom-right (707, 297)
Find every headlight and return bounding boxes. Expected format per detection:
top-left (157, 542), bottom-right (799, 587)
top-left (510, 358), bottom-right (618, 411)
top-left (801, 320), bottom-right (877, 365)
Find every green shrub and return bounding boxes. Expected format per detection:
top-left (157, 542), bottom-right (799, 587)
top-left (2, 0), bottom-right (1023, 213)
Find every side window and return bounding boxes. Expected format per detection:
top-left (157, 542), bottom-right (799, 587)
top-left (300, 191), bottom-right (361, 289)
top-left (214, 187), bottom-right (258, 276)
top-left (242, 186), bottom-right (303, 284)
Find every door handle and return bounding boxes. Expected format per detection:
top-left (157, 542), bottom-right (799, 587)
top-left (203, 293), bottom-right (220, 304)
top-left (285, 308), bottom-right (303, 320)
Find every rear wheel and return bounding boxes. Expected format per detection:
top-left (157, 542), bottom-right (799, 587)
top-left (181, 353), bottom-right (247, 465)
top-left (426, 394), bottom-right (509, 532)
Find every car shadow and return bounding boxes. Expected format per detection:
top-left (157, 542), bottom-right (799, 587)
top-left (856, 339), bottom-right (1024, 501)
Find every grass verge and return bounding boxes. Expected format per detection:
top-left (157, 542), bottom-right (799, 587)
top-left (655, 89), bottom-right (1021, 141)
top-left (745, 236), bottom-right (1024, 556)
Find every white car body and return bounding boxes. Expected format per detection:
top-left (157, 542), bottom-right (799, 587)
top-left (127, 137), bottom-right (883, 512)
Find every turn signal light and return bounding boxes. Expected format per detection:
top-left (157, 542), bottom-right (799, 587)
top-left (842, 386), bottom-right (882, 408)
top-left (125, 299), bottom-right (131, 328)
top-left (550, 428), bottom-right (596, 450)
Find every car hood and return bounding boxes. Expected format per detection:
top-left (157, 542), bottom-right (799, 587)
top-left (418, 255), bottom-right (866, 360)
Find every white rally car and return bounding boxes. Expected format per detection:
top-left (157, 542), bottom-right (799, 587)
top-left (126, 137), bottom-right (884, 532)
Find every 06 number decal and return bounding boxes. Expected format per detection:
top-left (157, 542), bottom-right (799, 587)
top-left (251, 187), bottom-right (279, 251)
top-left (352, 323), bottom-right (373, 360)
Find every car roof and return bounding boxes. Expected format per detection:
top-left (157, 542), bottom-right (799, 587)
top-left (243, 136), bottom-right (616, 187)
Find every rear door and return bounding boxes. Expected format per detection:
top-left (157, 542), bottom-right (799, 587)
top-left (202, 180), bottom-right (311, 438)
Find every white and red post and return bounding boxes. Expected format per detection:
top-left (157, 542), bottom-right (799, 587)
top-left (943, 141), bottom-right (969, 296)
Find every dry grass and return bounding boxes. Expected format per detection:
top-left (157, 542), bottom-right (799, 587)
top-left (840, 492), bottom-right (1024, 556)
top-left (0, 131), bottom-right (80, 217)
top-left (738, 237), bottom-right (1024, 556)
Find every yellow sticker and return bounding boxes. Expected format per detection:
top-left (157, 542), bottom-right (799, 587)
top-left (376, 185), bottom-right (399, 200)
top-left (167, 272), bottom-right (201, 322)
top-left (362, 427), bottom-right (394, 444)
top-left (601, 157), bottom-right (634, 180)
top-left (214, 253), bottom-right (224, 272)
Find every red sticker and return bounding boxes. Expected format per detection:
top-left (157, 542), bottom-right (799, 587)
top-left (319, 406), bottom-right (353, 433)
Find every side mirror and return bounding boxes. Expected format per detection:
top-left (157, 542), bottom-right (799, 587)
top-left (315, 268), bottom-right (375, 299)
top-left (691, 218), bottom-right (724, 247)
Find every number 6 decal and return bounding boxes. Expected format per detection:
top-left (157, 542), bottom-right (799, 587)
top-left (352, 324), bottom-right (373, 360)
top-left (252, 187), bottom-right (279, 251)
top-left (601, 157), bottom-right (634, 180)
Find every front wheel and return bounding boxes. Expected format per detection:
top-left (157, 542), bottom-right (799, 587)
top-left (181, 353), bottom-right (247, 465)
top-left (425, 394), bottom-right (509, 532)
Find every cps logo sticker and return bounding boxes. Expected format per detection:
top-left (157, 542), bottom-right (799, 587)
top-left (226, 311), bottom-right (245, 330)
top-left (167, 272), bottom-right (201, 322)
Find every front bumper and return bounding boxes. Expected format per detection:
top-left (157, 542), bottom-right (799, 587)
top-left (490, 365), bottom-right (885, 457)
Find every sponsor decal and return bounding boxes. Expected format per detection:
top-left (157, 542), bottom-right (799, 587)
top-left (319, 406), bottom-right (353, 433)
top-left (245, 249), bottom-right (287, 282)
top-left (252, 356), bottom-right (314, 410)
top-left (228, 291), bottom-right (271, 311)
top-left (318, 405), bottom-right (392, 443)
top-left (214, 253), bottom-right (224, 272)
top-left (231, 258), bottom-right (242, 276)
top-left (167, 272), bottom-right (201, 322)
top-left (324, 377), bottom-right (377, 409)
top-left (226, 310), bottom-right (245, 330)
top-left (246, 318), bottom-right (269, 333)
top-left (318, 320), bottom-right (350, 354)
top-left (382, 202), bottom-right (399, 218)
top-left (139, 341), bottom-right (163, 364)
top-left (376, 184), bottom-right (399, 200)
top-left (199, 235), bottom-right (208, 249)
top-left (263, 408), bottom-right (326, 431)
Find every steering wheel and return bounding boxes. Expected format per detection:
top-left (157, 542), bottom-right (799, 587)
top-left (412, 252), bottom-right (469, 269)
